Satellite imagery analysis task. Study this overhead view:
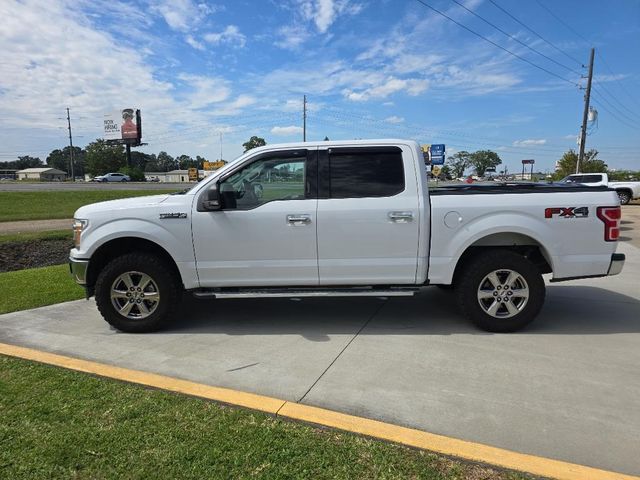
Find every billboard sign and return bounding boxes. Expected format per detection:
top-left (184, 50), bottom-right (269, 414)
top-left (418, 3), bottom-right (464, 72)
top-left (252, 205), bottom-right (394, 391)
top-left (521, 159), bottom-right (535, 165)
top-left (104, 109), bottom-right (141, 143)
top-left (421, 144), bottom-right (445, 164)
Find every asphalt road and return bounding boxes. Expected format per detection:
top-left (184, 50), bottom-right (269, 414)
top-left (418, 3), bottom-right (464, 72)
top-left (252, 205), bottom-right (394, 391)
top-left (0, 181), bottom-right (187, 192)
top-left (1, 246), bottom-right (639, 475)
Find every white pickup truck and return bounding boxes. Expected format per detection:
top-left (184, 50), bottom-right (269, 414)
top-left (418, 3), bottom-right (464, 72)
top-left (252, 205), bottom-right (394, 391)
top-left (559, 173), bottom-right (640, 205)
top-left (70, 139), bottom-right (625, 333)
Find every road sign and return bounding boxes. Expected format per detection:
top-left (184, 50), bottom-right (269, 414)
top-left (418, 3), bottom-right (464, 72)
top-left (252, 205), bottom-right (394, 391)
top-left (188, 168), bottom-right (198, 182)
top-left (430, 154), bottom-right (445, 165)
top-left (431, 144), bottom-right (445, 155)
top-left (431, 166), bottom-right (442, 177)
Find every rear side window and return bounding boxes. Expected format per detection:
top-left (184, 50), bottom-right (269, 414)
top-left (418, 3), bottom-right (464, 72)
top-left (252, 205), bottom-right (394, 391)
top-left (329, 150), bottom-right (404, 198)
top-left (581, 175), bottom-right (602, 183)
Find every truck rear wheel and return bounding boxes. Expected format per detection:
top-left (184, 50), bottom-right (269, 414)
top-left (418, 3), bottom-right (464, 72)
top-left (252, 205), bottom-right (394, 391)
top-left (95, 253), bottom-right (180, 333)
top-left (456, 250), bottom-right (545, 332)
top-left (617, 190), bottom-right (631, 205)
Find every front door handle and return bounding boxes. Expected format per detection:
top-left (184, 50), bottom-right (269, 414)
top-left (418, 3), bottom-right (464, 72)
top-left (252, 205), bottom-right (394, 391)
top-left (287, 214), bottom-right (312, 226)
top-left (388, 211), bottom-right (414, 223)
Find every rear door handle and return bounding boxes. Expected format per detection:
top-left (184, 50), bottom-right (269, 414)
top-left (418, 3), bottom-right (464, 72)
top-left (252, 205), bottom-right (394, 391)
top-left (388, 211), bottom-right (414, 223)
top-left (287, 214), bottom-right (312, 225)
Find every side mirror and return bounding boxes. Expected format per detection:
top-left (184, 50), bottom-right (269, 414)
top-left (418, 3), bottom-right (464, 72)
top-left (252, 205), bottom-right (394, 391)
top-left (202, 185), bottom-right (221, 211)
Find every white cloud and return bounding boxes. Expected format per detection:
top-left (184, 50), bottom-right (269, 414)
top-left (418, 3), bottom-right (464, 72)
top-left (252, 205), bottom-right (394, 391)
top-left (513, 139), bottom-right (547, 146)
top-left (344, 77), bottom-right (428, 101)
top-left (204, 25), bottom-right (246, 48)
top-left (274, 25), bottom-right (312, 50)
top-left (185, 35), bottom-right (205, 51)
top-left (178, 74), bottom-right (231, 108)
top-left (385, 116), bottom-right (404, 124)
top-left (271, 125), bottom-right (304, 135)
top-left (153, 0), bottom-right (212, 32)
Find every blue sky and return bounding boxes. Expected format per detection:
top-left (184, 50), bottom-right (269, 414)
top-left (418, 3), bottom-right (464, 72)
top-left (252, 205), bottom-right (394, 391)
top-left (0, 0), bottom-right (638, 172)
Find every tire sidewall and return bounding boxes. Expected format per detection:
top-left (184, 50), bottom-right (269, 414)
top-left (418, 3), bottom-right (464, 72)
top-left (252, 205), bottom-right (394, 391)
top-left (617, 191), bottom-right (630, 205)
top-left (95, 253), bottom-right (178, 333)
top-left (456, 250), bottom-right (545, 332)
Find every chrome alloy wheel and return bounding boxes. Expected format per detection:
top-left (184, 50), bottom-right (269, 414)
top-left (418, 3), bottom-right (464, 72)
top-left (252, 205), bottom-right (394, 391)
top-left (110, 271), bottom-right (160, 320)
top-left (477, 269), bottom-right (529, 319)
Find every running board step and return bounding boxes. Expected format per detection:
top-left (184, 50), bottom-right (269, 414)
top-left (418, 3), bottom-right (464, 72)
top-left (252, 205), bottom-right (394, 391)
top-left (193, 287), bottom-right (419, 299)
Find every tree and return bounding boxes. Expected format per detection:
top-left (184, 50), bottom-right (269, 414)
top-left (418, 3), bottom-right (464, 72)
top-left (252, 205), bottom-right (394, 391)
top-left (47, 146), bottom-right (85, 177)
top-left (469, 150), bottom-right (502, 177)
top-left (446, 151), bottom-right (470, 178)
top-left (155, 151), bottom-right (176, 172)
top-left (176, 154), bottom-right (196, 169)
top-left (438, 165), bottom-right (452, 180)
top-left (15, 156), bottom-right (43, 169)
top-left (553, 149), bottom-right (607, 179)
top-left (85, 139), bottom-right (126, 176)
top-left (242, 136), bottom-right (266, 152)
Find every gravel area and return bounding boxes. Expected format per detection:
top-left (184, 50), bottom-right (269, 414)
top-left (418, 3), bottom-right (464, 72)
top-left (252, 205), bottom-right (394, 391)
top-left (0, 239), bottom-right (72, 273)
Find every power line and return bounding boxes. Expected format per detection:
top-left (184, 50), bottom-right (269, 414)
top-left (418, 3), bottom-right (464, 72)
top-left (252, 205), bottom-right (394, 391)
top-left (592, 82), bottom-right (640, 120)
top-left (591, 95), bottom-right (640, 130)
top-left (596, 51), bottom-right (640, 109)
top-left (487, 0), bottom-right (583, 66)
top-left (412, 0), bottom-right (580, 87)
top-left (533, 0), bottom-right (591, 45)
top-left (448, 0), bottom-right (582, 75)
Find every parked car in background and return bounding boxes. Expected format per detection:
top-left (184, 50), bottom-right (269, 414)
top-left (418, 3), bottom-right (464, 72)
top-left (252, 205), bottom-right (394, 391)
top-left (92, 172), bottom-right (131, 182)
top-left (559, 173), bottom-right (640, 205)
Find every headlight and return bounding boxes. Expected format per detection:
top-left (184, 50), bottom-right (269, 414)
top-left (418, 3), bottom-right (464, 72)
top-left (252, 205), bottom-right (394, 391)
top-left (72, 219), bottom-right (88, 249)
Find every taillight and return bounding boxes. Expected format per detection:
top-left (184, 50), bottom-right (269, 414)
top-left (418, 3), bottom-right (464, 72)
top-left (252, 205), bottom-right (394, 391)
top-left (596, 206), bottom-right (621, 242)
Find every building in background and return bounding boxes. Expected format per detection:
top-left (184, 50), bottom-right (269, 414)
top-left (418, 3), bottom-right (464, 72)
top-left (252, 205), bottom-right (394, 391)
top-left (17, 167), bottom-right (67, 181)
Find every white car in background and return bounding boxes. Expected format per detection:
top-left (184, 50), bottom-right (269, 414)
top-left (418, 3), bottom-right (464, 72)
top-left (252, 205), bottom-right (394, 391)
top-left (559, 173), bottom-right (640, 205)
top-left (92, 172), bottom-right (131, 182)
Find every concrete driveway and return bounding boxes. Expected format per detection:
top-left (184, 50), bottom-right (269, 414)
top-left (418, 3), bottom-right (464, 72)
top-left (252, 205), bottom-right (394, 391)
top-left (1, 242), bottom-right (639, 476)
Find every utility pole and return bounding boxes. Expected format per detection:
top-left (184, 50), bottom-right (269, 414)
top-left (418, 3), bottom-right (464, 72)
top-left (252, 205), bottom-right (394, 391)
top-left (66, 107), bottom-right (75, 181)
top-left (577, 47), bottom-right (595, 174)
top-left (219, 132), bottom-right (223, 161)
top-left (303, 95), bottom-right (307, 142)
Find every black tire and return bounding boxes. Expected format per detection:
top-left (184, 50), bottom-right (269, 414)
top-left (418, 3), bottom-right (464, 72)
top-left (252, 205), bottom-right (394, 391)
top-left (455, 250), bottom-right (545, 332)
top-left (617, 190), bottom-right (631, 205)
top-left (436, 284), bottom-right (455, 291)
top-left (95, 253), bottom-right (180, 333)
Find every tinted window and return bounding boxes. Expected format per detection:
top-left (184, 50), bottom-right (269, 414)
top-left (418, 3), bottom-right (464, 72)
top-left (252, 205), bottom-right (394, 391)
top-left (581, 175), bottom-right (602, 183)
top-left (329, 150), bottom-right (404, 198)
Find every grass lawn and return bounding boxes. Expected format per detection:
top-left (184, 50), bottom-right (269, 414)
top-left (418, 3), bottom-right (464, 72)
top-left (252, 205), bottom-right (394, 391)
top-left (0, 264), bottom-right (84, 314)
top-left (0, 229), bottom-right (71, 244)
top-left (0, 190), bottom-right (178, 222)
top-left (0, 356), bottom-right (528, 480)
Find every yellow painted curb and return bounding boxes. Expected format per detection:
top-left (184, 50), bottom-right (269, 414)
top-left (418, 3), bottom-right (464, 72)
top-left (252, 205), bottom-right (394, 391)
top-left (1, 342), bottom-right (637, 480)
top-left (0, 343), bottom-right (285, 414)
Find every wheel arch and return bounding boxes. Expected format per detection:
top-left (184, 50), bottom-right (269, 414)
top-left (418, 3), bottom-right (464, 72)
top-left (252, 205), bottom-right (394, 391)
top-left (86, 237), bottom-right (183, 292)
top-left (451, 232), bottom-right (553, 286)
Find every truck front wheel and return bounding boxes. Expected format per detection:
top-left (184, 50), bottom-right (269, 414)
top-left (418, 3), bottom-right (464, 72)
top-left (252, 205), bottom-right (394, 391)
top-left (456, 250), bottom-right (545, 332)
top-left (95, 253), bottom-right (180, 333)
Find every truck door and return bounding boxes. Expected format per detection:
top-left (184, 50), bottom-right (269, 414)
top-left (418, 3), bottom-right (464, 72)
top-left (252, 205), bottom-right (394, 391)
top-left (192, 148), bottom-right (319, 287)
top-left (316, 145), bottom-right (420, 285)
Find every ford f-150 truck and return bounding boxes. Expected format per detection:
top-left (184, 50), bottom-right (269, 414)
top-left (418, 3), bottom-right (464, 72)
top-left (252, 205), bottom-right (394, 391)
top-left (70, 139), bottom-right (625, 333)
top-left (559, 173), bottom-right (640, 205)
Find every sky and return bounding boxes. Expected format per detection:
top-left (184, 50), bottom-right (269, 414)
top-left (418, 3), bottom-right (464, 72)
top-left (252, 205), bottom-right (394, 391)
top-left (0, 0), bottom-right (639, 173)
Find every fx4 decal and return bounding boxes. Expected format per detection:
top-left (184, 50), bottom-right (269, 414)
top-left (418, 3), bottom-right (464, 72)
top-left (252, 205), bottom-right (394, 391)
top-left (545, 207), bottom-right (589, 219)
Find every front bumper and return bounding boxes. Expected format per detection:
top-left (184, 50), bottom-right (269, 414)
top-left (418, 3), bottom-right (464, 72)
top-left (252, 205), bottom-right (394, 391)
top-left (607, 253), bottom-right (625, 276)
top-left (69, 257), bottom-right (89, 285)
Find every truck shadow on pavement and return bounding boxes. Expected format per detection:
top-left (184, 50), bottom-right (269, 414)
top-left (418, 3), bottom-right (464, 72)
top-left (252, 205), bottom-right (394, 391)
top-left (166, 285), bottom-right (640, 337)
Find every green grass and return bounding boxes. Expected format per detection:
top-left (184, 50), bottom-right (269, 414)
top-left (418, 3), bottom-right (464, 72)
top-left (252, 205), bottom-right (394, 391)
top-left (0, 190), bottom-right (178, 222)
top-left (0, 356), bottom-right (527, 480)
top-left (0, 265), bottom-right (84, 314)
top-left (0, 229), bottom-right (71, 244)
